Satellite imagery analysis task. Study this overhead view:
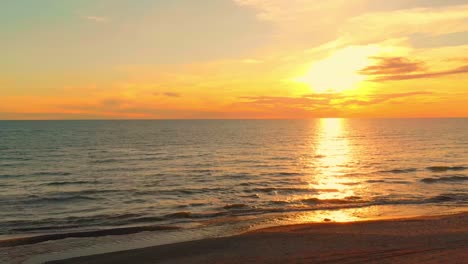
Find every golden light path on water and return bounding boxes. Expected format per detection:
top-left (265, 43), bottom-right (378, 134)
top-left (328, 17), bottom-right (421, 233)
top-left (302, 118), bottom-right (365, 222)
top-left (313, 118), bottom-right (354, 199)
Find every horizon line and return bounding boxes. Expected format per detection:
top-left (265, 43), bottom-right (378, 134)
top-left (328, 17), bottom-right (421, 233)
top-left (1, 117), bottom-right (467, 121)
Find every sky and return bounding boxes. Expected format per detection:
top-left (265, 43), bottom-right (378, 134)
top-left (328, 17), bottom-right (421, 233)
top-left (1, 0), bottom-right (467, 119)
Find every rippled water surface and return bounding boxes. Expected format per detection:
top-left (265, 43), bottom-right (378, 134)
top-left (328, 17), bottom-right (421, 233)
top-left (1, 119), bottom-right (467, 262)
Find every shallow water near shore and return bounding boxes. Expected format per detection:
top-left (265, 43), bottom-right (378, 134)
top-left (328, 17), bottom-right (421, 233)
top-left (1, 119), bottom-right (467, 263)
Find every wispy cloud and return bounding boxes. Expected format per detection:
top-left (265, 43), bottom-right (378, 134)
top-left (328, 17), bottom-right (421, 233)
top-left (340, 4), bottom-right (468, 44)
top-left (360, 57), bottom-right (425, 75)
top-left (374, 65), bottom-right (468, 81)
top-left (153, 92), bottom-right (182, 98)
top-left (239, 95), bottom-right (330, 107)
top-left (227, 91), bottom-right (435, 118)
top-left (361, 56), bottom-right (468, 81)
top-left (163, 92), bottom-right (181, 97)
top-left (339, 92), bottom-right (432, 105)
top-left (238, 92), bottom-right (432, 108)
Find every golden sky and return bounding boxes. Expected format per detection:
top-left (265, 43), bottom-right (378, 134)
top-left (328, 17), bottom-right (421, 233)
top-left (1, 0), bottom-right (467, 119)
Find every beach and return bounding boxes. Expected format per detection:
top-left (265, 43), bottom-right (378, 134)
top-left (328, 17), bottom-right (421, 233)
top-left (49, 212), bottom-right (467, 264)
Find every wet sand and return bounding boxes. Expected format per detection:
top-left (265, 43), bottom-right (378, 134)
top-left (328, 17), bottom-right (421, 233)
top-left (49, 213), bottom-right (467, 264)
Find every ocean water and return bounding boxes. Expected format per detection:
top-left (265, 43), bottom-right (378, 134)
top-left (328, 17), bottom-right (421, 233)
top-left (1, 119), bottom-right (467, 263)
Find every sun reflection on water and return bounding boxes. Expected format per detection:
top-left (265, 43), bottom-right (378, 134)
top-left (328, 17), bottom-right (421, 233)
top-left (316, 118), bottom-right (350, 170)
top-left (310, 118), bottom-right (356, 201)
top-left (292, 206), bottom-right (378, 223)
top-left (294, 209), bottom-right (361, 223)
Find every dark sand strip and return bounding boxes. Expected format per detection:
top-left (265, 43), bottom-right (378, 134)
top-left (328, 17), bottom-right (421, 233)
top-left (49, 213), bottom-right (467, 264)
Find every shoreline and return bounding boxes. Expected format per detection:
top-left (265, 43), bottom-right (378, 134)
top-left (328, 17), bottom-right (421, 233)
top-left (47, 212), bottom-right (467, 264)
top-left (0, 225), bottom-right (180, 248)
top-left (1, 204), bottom-right (462, 248)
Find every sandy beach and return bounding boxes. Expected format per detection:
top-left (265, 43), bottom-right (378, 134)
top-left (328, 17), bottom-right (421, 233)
top-left (48, 212), bottom-right (467, 264)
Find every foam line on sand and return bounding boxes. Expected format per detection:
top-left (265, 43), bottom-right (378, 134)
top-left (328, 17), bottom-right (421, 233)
top-left (48, 213), bottom-right (468, 264)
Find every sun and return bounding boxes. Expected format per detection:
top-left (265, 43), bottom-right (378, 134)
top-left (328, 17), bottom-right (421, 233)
top-left (293, 46), bottom-right (379, 93)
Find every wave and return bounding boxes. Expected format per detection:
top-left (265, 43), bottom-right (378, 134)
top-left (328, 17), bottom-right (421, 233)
top-left (0, 163), bottom-right (22, 167)
top-left (240, 194), bottom-right (260, 198)
top-left (366, 179), bottom-right (410, 184)
top-left (224, 173), bottom-right (251, 179)
top-left (360, 165), bottom-right (467, 176)
top-left (366, 180), bottom-right (386, 183)
top-left (228, 193), bottom-right (465, 216)
top-left (0, 213), bottom-right (165, 234)
top-left (177, 202), bottom-right (209, 208)
top-left (165, 192), bottom-right (467, 221)
top-left (90, 155), bottom-right (173, 164)
top-left (25, 194), bottom-right (98, 203)
top-left (0, 174), bottom-right (22, 179)
top-left (269, 200), bottom-right (290, 205)
top-left (301, 197), bottom-right (363, 205)
top-left (1, 192), bottom-right (465, 247)
top-left (390, 180), bottom-right (412, 184)
top-left (0, 157), bottom-right (32, 161)
top-left (138, 187), bottom-right (226, 196)
top-left (32, 171), bottom-right (72, 176)
top-left (426, 166), bottom-right (467, 172)
top-left (375, 193), bottom-right (467, 206)
top-left (187, 169), bottom-right (222, 174)
top-left (0, 172), bottom-right (71, 179)
top-left (164, 212), bottom-right (193, 219)
top-left (2, 191), bottom-right (121, 206)
top-left (246, 187), bottom-right (319, 194)
top-left (96, 166), bottom-right (150, 172)
top-left (10, 225), bottom-right (82, 232)
top-left (163, 211), bottom-right (226, 220)
top-left (0, 224), bottom-right (180, 248)
top-left (42, 180), bottom-right (98, 186)
top-left (298, 193), bottom-right (467, 208)
top-left (263, 172), bottom-right (303, 177)
top-left (268, 157), bottom-right (295, 161)
top-left (379, 168), bottom-right (418, 174)
top-left (223, 203), bottom-right (249, 210)
top-left (421, 175), bottom-right (468, 184)
top-left (90, 158), bottom-right (120, 164)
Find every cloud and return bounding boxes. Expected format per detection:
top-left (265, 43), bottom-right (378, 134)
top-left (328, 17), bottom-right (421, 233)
top-left (83, 16), bottom-right (109, 23)
top-left (360, 56), bottom-right (468, 81)
top-left (360, 57), bottom-right (425, 75)
top-left (373, 65), bottom-right (468, 81)
top-left (58, 99), bottom-right (270, 119)
top-left (340, 92), bottom-right (432, 105)
top-left (366, 0), bottom-right (468, 11)
top-left (152, 92), bottom-right (182, 97)
top-left (238, 92), bottom-right (431, 108)
top-left (163, 92), bottom-right (181, 97)
top-left (234, 1), bottom-right (468, 50)
top-left (226, 91), bottom-right (435, 118)
top-left (239, 95), bottom-right (330, 107)
top-left (340, 4), bottom-right (468, 44)
top-left (0, 90), bottom-right (440, 119)
top-left (233, 0), bottom-right (367, 47)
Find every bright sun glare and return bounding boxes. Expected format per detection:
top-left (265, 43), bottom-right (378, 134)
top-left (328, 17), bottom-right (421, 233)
top-left (294, 46), bottom-right (379, 93)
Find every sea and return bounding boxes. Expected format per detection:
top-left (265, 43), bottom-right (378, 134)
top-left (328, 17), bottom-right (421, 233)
top-left (1, 119), bottom-right (467, 263)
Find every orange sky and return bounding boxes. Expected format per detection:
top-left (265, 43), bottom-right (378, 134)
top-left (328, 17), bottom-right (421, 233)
top-left (1, 0), bottom-right (467, 119)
